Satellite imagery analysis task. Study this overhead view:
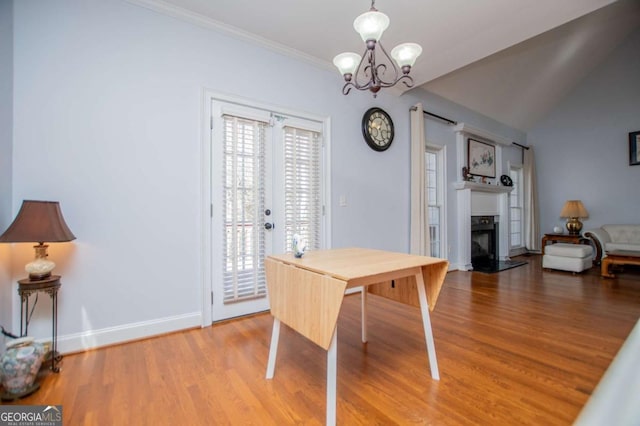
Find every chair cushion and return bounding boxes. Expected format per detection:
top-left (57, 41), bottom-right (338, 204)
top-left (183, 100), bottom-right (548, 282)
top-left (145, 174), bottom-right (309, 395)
top-left (545, 243), bottom-right (593, 258)
top-left (606, 242), bottom-right (640, 252)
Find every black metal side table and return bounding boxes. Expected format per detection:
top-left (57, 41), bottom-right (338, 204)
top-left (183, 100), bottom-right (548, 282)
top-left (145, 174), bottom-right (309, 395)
top-left (18, 275), bottom-right (62, 373)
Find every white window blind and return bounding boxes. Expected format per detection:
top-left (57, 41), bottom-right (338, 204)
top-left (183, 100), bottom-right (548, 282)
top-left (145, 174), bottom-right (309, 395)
top-left (283, 126), bottom-right (321, 253)
top-left (222, 115), bottom-right (267, 303)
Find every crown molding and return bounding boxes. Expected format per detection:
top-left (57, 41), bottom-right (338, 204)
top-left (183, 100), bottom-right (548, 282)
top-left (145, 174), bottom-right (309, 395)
top-left (125, 0), bottom-right (334, 72)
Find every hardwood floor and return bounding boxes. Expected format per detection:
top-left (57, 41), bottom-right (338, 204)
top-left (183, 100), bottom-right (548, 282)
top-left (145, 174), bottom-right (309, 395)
top-left (6, 255), bottom-right (640, 425)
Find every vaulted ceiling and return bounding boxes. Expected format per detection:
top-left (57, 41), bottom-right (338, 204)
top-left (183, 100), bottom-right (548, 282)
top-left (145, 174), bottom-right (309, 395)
top-left (130, 0), bottom-right (640, 131)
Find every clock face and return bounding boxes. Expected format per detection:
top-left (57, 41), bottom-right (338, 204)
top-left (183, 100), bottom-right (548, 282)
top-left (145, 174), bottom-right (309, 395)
top-left (362, 107), bottom-right (394, 152)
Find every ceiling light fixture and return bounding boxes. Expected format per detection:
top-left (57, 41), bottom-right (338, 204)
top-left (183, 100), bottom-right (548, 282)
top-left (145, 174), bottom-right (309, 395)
top-left (333, 0), bottom-right (422, 97)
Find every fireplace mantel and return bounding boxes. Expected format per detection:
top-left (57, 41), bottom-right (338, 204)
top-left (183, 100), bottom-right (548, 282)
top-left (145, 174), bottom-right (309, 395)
top-left (455, 182), bottom-right (511, 271)
top-left (453, 181), bottom-right (513, 194)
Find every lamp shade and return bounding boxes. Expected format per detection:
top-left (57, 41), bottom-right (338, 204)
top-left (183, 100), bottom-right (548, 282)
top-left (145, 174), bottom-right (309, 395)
top-left (333, 52), bottom-right (362, 76)
top-left (353, 9), bottom-right (389, 42)
top-left (391, 43), bottom-right (422, 68)
top-left (559, 200), bottom-right (589, 219)
top-left (0, 200), bottom-right (76, 244)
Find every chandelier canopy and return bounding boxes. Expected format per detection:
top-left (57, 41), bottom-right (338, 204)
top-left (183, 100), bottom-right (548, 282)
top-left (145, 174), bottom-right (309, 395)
top-left (333, 0), bottom-right (422, 97)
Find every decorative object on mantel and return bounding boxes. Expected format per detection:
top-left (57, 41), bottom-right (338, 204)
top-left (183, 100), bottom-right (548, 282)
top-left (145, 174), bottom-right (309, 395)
top-left (467, 138), bottom-right (496, 178)
top-left (462, 166), bottom-right (474, 182)
top-left (500, 174), bottom-right (513, 187)
top-left (0, 336), bottom-right (46, 400)
top-left (560, 200), bottom-right (589, 235)
top-left (332, 0), bottom-right (422, 97)
top-left (0, 200), bottom-right (75, 280)
top-left (630, 130), bottom-right (640, 166)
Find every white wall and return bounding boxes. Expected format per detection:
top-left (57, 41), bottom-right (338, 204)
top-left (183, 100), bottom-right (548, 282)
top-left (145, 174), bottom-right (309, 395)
top-left (529, 27), bottom-right (640, 234)
top-left (0, 0), bottom-right (14, 336)
top-left (11, 0), bottom-right (525, 352)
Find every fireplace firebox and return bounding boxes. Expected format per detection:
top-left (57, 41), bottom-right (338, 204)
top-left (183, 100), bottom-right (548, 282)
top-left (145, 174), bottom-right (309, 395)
top-left (471, 216), bottom-right (498, 270)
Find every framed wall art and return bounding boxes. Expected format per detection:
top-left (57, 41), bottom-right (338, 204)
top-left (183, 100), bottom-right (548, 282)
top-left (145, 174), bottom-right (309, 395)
top-left (630, 131), bottom-right (640, 166)
top-left (468, 138), bottom-right (496, 177)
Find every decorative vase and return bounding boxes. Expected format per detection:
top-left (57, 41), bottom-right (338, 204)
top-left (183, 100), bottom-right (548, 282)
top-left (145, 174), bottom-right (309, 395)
top-left (553, 226), bottom-right (563, 234)
top-left (292, 234), bottom-right (307, 258)
top-left (1, 337), bottom-right (45, 397)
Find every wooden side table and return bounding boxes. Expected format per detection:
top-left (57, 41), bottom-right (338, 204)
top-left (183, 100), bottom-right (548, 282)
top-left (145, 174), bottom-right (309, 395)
top-left (18, 275), bottom-right (62, 373)
top-left (541, 233), bottom-right (589, 254)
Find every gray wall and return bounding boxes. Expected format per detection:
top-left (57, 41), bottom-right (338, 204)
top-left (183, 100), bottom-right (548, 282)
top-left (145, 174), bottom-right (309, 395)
top-left (529, 27), bottom-right (640, 234)
top-left (9, 0), bottom-right (524, 350)
top-left (0, 0), bottom-right (14, 334)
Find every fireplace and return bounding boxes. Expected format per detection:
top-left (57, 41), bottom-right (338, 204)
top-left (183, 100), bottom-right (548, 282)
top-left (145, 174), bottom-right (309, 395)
top-left (471, 216), bottom-right (498, 270)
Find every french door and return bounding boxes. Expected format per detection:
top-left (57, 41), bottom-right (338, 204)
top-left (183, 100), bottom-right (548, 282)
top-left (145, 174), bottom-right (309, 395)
top-left (210, 99), bottom-right (325, 322)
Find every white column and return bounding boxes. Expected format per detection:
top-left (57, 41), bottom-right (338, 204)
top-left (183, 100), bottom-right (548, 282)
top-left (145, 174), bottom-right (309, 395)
top-left (457, 188), bottom-right (473, 271)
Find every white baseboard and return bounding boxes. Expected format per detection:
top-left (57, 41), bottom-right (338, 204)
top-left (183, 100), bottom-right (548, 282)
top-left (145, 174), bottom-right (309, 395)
top-left (55, 311), bottom-right (202, 354)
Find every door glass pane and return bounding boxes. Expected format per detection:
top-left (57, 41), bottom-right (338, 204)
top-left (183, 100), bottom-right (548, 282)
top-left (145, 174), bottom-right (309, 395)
top-left (283, 126), bottom-right (321, 253)
top-left (222, 116), bottom-right (267, 303)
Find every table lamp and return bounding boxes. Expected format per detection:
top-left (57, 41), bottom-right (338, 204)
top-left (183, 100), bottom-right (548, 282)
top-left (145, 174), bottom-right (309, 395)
top-left (0, 200), bottom-right (76, 280)
top-left (559, 200), bottom-right (588, 235)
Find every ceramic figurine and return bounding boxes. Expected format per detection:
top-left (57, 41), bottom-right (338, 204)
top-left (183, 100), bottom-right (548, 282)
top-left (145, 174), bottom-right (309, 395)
top-left (292, 234), bottom-right (307, 258)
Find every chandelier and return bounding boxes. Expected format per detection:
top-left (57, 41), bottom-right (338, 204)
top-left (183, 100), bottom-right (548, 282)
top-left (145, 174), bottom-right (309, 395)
top-left (333, 0), bottom-right (422, 97)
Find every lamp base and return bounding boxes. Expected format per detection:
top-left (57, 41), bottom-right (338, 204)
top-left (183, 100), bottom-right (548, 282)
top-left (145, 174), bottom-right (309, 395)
top-left (25, 244), bottom-right (56, 281)
top-left (566, 218), bottom-right (583, 235)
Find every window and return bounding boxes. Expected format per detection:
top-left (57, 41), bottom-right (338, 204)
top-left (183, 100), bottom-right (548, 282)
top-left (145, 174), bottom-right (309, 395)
top-left (509, 165), bottom-right (524, 250)
top-left (426, 146), bottom-right (445, 258)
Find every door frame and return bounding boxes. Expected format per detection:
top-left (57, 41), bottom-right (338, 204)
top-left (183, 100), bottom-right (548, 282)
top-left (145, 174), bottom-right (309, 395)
top-left (199, 90), bottom-right (332, 326)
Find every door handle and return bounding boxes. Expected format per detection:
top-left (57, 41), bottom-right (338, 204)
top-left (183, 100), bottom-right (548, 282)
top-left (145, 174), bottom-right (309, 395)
top-left (264, 223), bottom-right (274, 230)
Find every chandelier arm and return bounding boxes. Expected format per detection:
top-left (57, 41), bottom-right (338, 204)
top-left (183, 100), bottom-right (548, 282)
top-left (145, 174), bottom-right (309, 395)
top-left (373, 42), bottom-right (401, 86)
top-left (342, 82), bottom-right (355, 95)
top-left (352, 47), bottom-right (376, 92)
top-left (400, 75), bottom-right (415, 88)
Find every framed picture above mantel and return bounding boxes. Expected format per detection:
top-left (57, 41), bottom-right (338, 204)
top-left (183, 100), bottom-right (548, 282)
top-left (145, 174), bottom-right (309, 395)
top-left (630, 131), bottom-right (640, 166)
top-left (468, 138), bottom-right (496, 178)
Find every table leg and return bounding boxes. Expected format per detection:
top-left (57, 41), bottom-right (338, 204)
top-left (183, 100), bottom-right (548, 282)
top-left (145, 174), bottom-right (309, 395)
top-left (20, 296), bottom-right (27, 337)
top-left (361, 288), bottom-right (368, 343)
top-left (326, 328), bottom-right (337, 426)
top-left (415, 270), bottom-right (440, 380)
top-left (601, 258), bottom-right (615, 278)
top-left (52, 290), bottom-right (60, 372)
top-left (266, 318), bottom-right (281, 379)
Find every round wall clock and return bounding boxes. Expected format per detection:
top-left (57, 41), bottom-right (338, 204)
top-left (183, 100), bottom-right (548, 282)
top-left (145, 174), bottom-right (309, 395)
top-left (362, 107), bottom-right (394, 152)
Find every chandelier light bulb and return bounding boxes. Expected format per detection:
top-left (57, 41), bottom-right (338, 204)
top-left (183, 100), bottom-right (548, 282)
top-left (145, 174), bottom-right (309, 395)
top-left (333, 52), bottom-right (362, 77)
top-left (353, 10), bottom-right (389, 42)
top-left (391, 43), bottom-right (423, 68)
